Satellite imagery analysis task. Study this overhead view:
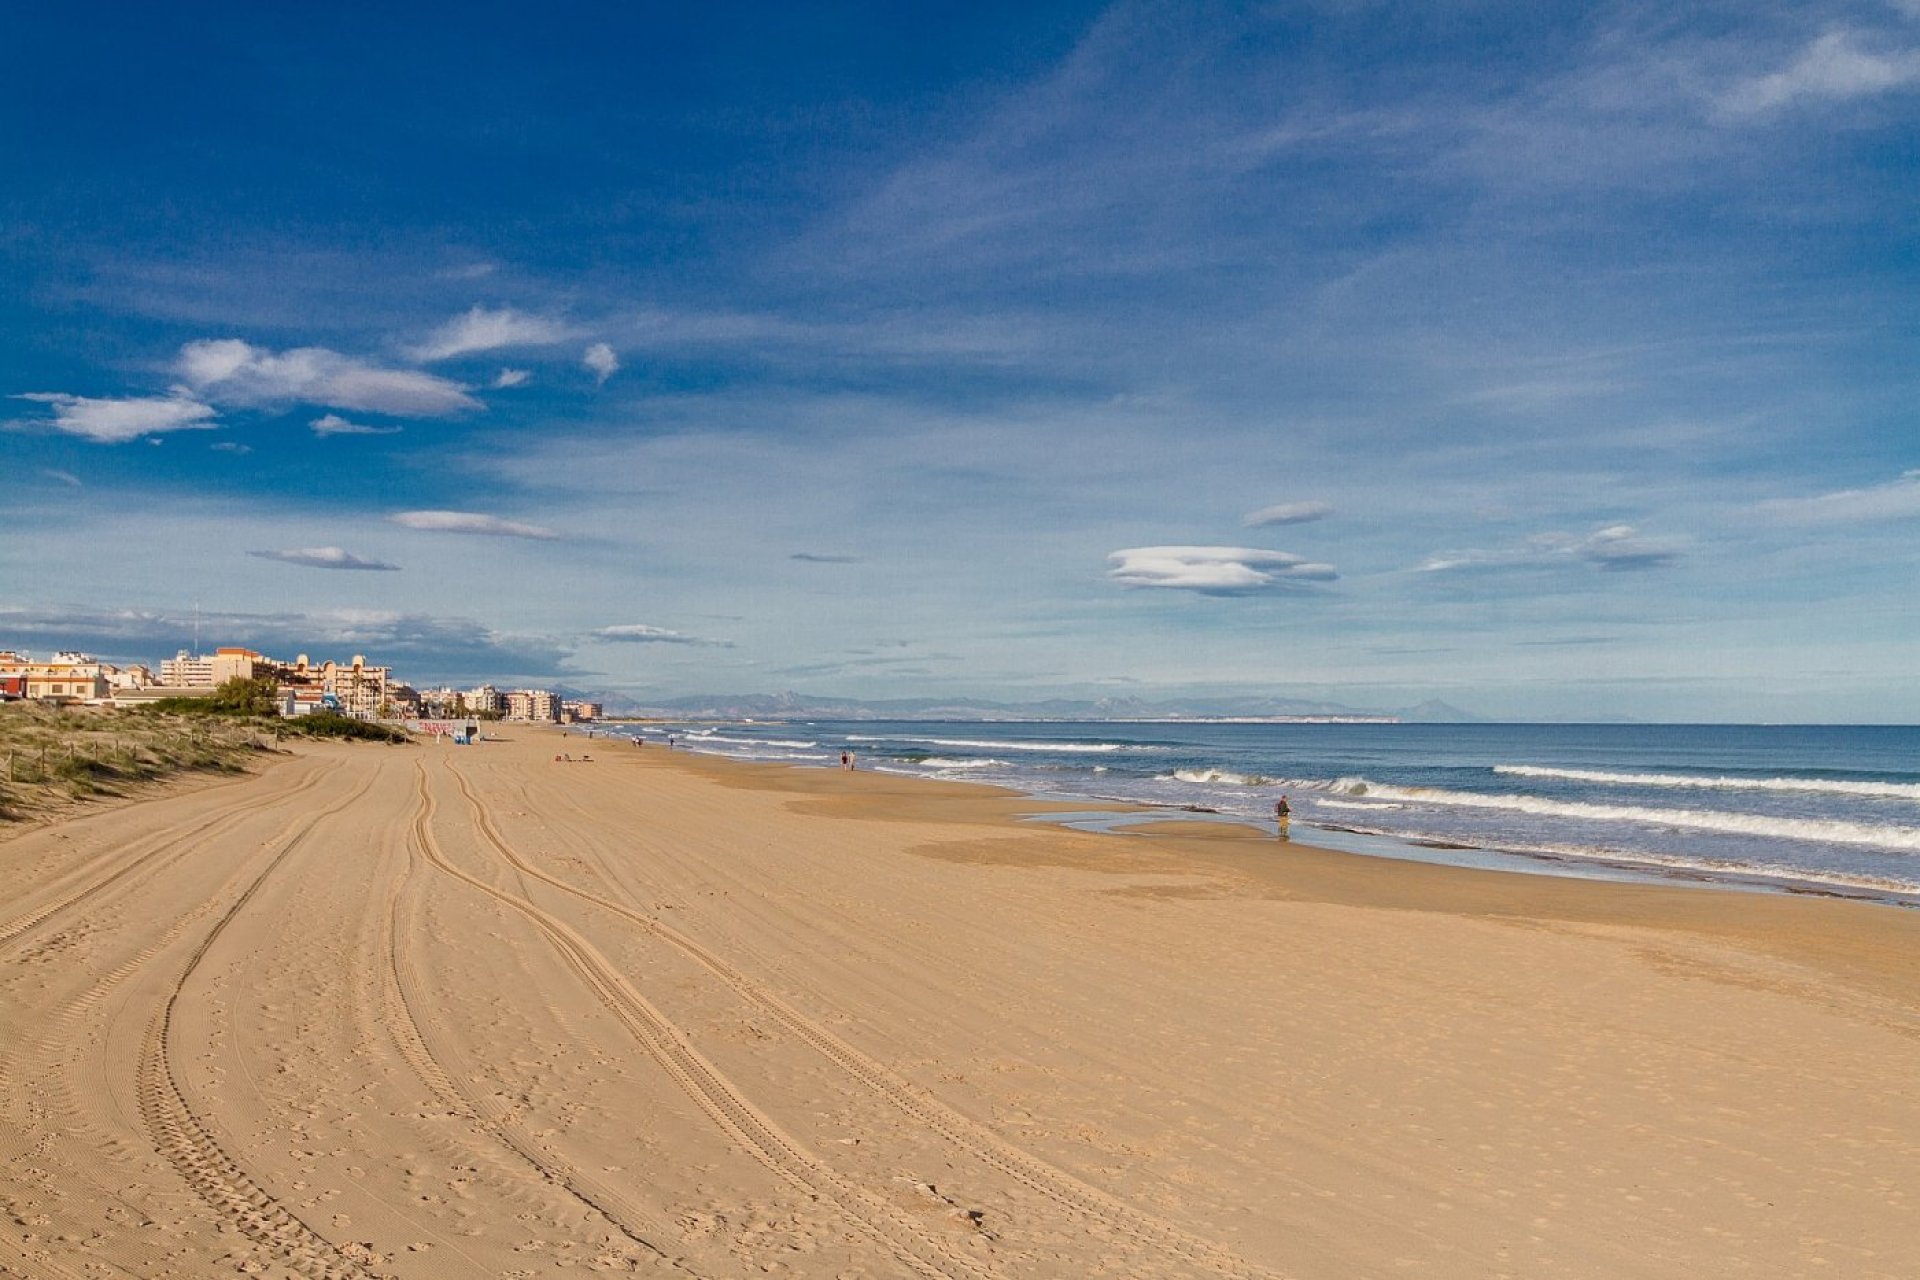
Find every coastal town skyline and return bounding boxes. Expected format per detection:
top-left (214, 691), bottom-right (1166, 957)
top-left (6, 3), bottom-right (1918, 722)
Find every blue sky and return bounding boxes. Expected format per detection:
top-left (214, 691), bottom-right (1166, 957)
top-left (3, 1), bottom-right (1917, 720)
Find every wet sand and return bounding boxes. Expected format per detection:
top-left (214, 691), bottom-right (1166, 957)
top-left (2, 728), bottom-right (1916, 1277)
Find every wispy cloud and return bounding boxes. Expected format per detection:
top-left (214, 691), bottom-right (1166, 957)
top-left (210, 441), bottom-right (252, 454)
top-left (592, 623), bottom-right (731, 647)
top-left (492, 368), bottom-right (531, 389)
top-left (1718, 29), bottom-right (1920, 118)
top-left (1242, 500), bottom-right (1333, 528)
top-left (583, 342), bottom-right (620, 384)
top-left (248, 546), bottom-right (400, 571)
top-left (791, 552), bottom-right (860, 564)
top-left (388, 509), bottom-right (560, 539)
top-left (409, 305), bottom-right (573, 361)
top-left (1107, 545), bottom-right (1338, 595)
top-left (0, 604), bottom-right (571, 681)
top-left (311, 413), bottom-right (403, 437)
top-left (1756, 469), bottom-right (1920, 523)
top-left (41, 468), bottom-right (82, 487)
top-left (1420, 524), bottom-right (1682, 574)
top-left (178, 338), bottom-right (480, 416)
top-left (15, 391), bottom-right (217, 443)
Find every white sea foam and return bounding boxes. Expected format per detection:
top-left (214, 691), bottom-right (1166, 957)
top-left (1325, 779), bottom-right (1920, 851)
top-left (1170, 767), bottom-right (1275, 786)
top-left (918, 757), bottom-right (1003, 769)
top-left (1494, 764), bottom-right (1920, 801)
top-left (700, 733), bottom-right (819, 748)
top-left (847, 734), bottom-right (1138, 754)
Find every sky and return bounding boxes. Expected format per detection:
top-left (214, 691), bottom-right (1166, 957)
top-left (3, 1), bottom-right (1917, 721)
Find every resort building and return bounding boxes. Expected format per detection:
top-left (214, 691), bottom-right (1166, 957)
top-left (505, 689), bottom-right (561, 722)
top-left (561, 699), bottom-right (603, 723)
top-left (287, 653), bottom-right (393, 719)
top-left (10, 652), bottom-right (114, 702)
top-left (160, 650), bottom-right (217, 686)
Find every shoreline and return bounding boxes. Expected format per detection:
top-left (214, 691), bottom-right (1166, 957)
top-left (637, 732), bottom-right (1920, 1008)
top-left (7, 726), bottom-right (1918, 1277)
top-left (598, 722), bottom-right (1920, 911)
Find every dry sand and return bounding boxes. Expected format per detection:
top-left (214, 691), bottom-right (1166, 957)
top-left (2, 728), bottom-right (1916, 1278)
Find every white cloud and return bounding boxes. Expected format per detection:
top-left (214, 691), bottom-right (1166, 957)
top-left (492, 368), bottom-right (531, 389)
top-left (247, 547), bottom-right (400, 571)
top-left (1719, 29), bottom-right (1920, 116)
top-left (15, 390), bottom-right (218, 443)
top-left (388, 509), bottom-right (560, 539)
top-left (1107, 545), bottom-right (1338, 595)
top-left (177, 338), bottom-right (480, 416)
top-left (1420, 524), bottom-right (1682, 574)
top-left (593, 623), bottom-right (732, 647)
top-left (583, 342), bottom-right (620, 384)
top-left (210, 441), bottom-right (252, 454)
top-left (409, 306), bottom-right (572, 361)
top-left (1243, 500), bottom-right (1333, 528)
top-left (1756, 470), bottom-right (1920, 523)
top-left (311, 413), bottom-right (403, 437)
top-left (41, 468), bottom-right (82, 487)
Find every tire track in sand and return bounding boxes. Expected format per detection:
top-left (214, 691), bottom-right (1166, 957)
top-left (0, 760), bottom-right (326, 955)
top-left (134, 770), bottom-right (387, 1280)
top-left (453, 756), bottom-right (1287, 1280)
top-left (413, 761), bottom-right (1000, 1280)
top-left (381, 779), bottom-right (702, 1273)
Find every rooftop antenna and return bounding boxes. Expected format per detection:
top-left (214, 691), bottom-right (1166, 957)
top-left (193, 600), bottom-right (201, 657)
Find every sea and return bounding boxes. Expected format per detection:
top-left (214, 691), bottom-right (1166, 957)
top-left (594, 720), bottom-right (1920, 906)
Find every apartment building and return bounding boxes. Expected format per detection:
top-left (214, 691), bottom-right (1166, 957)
top-left (2, 651), bottom-right (114, 702)
top-left (505, 689), bottom-right (561, 722)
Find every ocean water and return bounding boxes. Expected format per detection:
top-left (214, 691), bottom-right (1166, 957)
top-left (598, 720), bottom-right (1920, 904)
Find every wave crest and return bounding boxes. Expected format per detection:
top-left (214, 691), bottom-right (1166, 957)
top-left (1494, 764), bottom-right (1920, 802)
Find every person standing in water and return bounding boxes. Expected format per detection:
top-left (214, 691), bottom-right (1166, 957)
top-left (1274, 795), bottom-right (1291, 840)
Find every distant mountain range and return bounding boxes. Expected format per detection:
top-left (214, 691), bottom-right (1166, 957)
top-left (566, 689), bottom-right (1483, 723)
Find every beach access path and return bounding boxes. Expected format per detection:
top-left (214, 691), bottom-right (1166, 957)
top-left (2, 728), bottom-right (1916, 1278)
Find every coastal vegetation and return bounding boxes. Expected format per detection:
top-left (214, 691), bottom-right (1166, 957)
top-left (0, 701), bottom-right (263, 822)
top-left (0, 691), bottom-right (409, 823)
top-left (138, 676), bottom-right (412, 743)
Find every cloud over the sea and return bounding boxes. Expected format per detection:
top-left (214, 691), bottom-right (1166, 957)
top-left (1755, 470), bottom-right (1920, 523)
top-left (592, 623), bottom-right (731, 647)
top-left (389, 509), bottom-right (560, 539)
top-left (1107, 546), bottom-right (1338, 595)
top-left (1420, 524), bottom-right (1681, 574)
top-left (311, 413), bottom-right (403, 437)
top-left (178, 338), bottom-right (480, 416)
top-left (409, 306), bottom-right (573, 361)
top-left (583, 342), bottom-right (620, 384)
top-left (248, 546), bottom-right (400, 571)
top-left (1242, 500), bottom-right (1333, 528)
top-left (16, 391), bottom-right (217, 443)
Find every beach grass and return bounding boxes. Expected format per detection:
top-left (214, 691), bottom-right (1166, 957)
top-left (0, 700), bottom-right (405, 822)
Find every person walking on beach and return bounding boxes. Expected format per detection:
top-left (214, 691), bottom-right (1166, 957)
top-left (840, 751), bottom-right (851, 771)
top-left (1274, 795), bottom-right (1291, 840)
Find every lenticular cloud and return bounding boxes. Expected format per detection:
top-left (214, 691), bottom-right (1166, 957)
top-left (1107, 546), bottom-right (1337, 595)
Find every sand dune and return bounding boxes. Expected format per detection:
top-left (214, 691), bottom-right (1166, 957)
top-left (2, 730), bottom-right (1916, 1277)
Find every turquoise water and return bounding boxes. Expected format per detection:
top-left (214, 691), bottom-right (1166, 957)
top-left (605, 720), bottom-right (1920, 903)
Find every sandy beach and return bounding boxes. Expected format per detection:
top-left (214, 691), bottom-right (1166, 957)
top-left (2, 729), bottom-right (1916, 1279)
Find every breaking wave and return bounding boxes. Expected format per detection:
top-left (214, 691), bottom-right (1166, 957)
top-left (1493, 764), bottom-right (1920, 802)
top-left (1325, 779), bottom-right (1920, 851)
top-left (1169, 768), bottom-right (1276, 786)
